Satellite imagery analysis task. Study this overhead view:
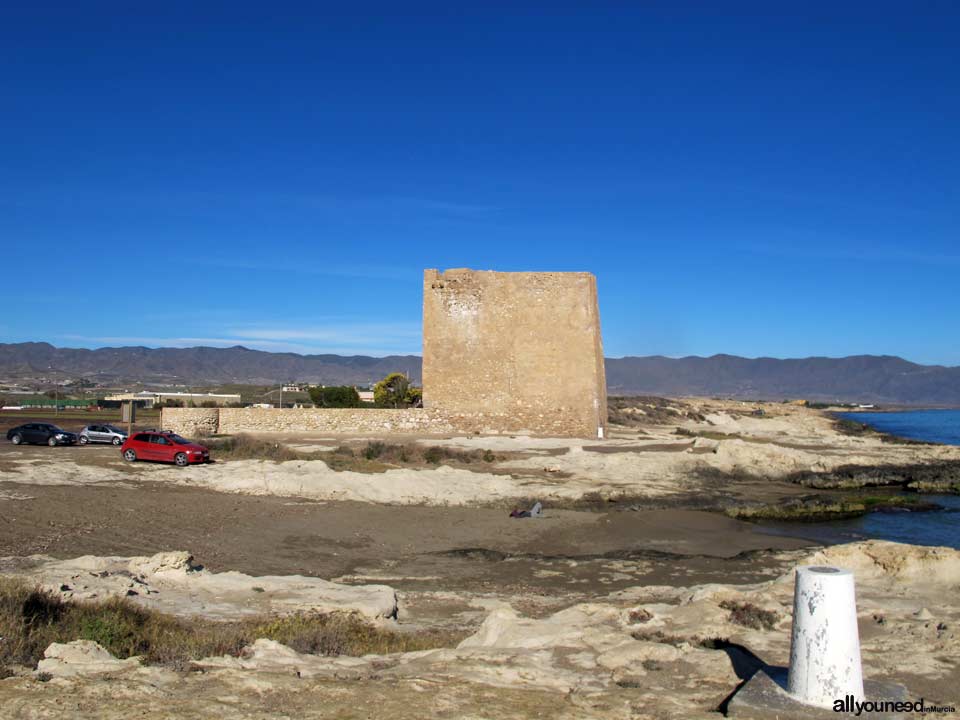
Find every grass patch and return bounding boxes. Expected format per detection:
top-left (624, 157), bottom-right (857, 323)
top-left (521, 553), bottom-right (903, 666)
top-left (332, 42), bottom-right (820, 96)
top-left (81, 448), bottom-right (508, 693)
top-left (203, 436), bottom-right (504, 473)
top-left (630, 629), bottom-right (688, 645)
top-left (608, 396), bottom-right (705, 427)
top-left (0, 579), bottom-right (464, 671)
top-left (675, 427), bottom-right (753, 442)
top-left (718, 600), bottom-right (779, 631)
top-left (204, 434), bottom-right (303, 462)
top-left (362, 441), bottom-right (387, 460)
top-left (320, 442), bottom-right (502, 472)
top-left (319, 452), bottom-right (392, 473)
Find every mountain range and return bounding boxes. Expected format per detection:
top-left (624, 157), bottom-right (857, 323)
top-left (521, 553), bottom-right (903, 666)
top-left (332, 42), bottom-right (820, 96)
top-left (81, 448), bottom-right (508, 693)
top-left (1, 342), bottom-right (958, 405)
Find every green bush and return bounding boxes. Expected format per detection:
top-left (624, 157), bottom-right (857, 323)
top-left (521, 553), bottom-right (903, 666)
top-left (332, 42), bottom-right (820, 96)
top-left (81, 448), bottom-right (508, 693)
top-left (363, 441), bottom-right (386, 460)
top-left (308, 386), bottom-right (361, 408)
top-left (372, 373), bottom-right (422, 408)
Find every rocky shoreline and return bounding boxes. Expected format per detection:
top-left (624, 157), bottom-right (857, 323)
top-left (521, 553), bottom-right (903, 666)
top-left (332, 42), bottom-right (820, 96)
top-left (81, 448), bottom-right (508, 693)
top-left (724, 493), bottom-right (943, 522)
top-left (785, 460), bottom-right (960, 493)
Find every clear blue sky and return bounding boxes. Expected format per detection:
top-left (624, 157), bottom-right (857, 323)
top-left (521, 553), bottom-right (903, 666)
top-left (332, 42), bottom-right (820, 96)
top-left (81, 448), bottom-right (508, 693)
top-left (2, 2), bottom-right (957, 364)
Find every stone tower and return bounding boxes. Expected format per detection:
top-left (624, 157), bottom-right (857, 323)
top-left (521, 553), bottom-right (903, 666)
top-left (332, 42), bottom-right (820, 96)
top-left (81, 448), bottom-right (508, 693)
top-left (422, 268), bottom-right (607, 438)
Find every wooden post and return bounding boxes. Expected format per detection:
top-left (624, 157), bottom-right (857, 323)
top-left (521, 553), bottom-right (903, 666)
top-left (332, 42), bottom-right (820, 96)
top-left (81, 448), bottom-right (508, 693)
top-left (122, 401), bottom-right (136, 437)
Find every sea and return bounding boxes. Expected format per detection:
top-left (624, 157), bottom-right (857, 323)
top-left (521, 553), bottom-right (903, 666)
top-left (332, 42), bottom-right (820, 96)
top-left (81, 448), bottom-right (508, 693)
top-left (756, 409), bottom-right (960, 550)
top-left (838, 408), bottom-right (960, 446)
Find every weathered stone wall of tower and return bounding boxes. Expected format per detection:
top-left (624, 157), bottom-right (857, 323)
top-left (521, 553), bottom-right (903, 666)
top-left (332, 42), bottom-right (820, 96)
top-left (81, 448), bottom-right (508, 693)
top-left (422, 269), bottom-right (607, 438)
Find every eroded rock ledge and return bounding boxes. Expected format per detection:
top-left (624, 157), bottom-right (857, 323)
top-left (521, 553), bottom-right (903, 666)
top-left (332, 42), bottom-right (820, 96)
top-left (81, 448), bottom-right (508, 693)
top-left (0, 551), bottom-right (398, 621)
top-left (2, 541), bottom-right (957, 719)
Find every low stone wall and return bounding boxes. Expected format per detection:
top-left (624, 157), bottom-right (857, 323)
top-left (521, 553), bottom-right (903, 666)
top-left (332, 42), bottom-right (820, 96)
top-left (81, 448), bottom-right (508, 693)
top-left (160, 407), bottom-right (220, 436)
top-left (219, 408), bottom-right (457, 434)
top-left (161, 407), bottom-right (457, 437)
top-left (160, 406), bottom-right (586, 438)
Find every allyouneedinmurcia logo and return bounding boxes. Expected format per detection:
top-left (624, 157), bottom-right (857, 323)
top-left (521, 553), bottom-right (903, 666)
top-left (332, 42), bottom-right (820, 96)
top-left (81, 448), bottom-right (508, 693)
top-left (834, 695), bottom-right (956, 715)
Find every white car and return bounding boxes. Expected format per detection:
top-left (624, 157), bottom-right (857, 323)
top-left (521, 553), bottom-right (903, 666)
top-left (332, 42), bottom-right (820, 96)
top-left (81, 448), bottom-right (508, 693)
top-left (79, 424), bottom-right (128, 446)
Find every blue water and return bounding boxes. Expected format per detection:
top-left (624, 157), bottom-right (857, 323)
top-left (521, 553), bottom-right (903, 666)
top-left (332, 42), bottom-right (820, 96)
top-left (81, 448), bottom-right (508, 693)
top-left (838, 409), bottom-right (960, 446)
top-left (757, 410), bottom-right (960, 550)
top-left (757, 494), bottom-right (960, 550)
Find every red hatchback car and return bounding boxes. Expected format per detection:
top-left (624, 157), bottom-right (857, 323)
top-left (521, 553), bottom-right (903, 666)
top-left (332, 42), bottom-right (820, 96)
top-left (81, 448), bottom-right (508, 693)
top-left (121, 431), bottom-right (210, 466)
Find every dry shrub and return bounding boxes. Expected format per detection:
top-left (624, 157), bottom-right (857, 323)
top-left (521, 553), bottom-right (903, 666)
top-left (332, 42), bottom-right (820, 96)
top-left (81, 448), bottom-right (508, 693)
top-left (250, 613), bottom-right (460, 657)
top-left (321, 443), bottom-right (500, 472)
top-left (362, 441), bottom-right (387, 460)
top-left (0, 580), bottom-right (463, 670)
top-left (202, 436), bottom-right (501, 472)
top-left (205, 434), bottom-right (302, 462)
top-left (718, 600), bottom-right (779, 631)
top-left (608, 396), bottom-right (695, 426)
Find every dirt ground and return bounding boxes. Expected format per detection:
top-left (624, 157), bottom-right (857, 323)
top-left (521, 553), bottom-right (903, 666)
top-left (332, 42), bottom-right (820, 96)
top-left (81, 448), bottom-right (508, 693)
top-left (0, 400), bottom-right (908, 630)
top-left (0, 449), bottom-right (813, 629)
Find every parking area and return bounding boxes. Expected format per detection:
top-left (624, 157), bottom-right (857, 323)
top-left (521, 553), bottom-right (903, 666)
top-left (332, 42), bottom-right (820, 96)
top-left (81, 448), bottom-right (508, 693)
top-left (0, 410), bottom-right (161, 437)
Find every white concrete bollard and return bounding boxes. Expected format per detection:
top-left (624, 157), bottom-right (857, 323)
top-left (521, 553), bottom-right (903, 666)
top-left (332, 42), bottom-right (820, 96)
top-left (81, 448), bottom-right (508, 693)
top-left (787, 565), bottom-right (865, 708)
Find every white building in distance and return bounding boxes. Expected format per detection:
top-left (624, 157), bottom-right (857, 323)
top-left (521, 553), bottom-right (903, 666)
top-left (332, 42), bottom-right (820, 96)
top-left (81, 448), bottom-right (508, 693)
top-left (105, 391), bottom-right (241, 408)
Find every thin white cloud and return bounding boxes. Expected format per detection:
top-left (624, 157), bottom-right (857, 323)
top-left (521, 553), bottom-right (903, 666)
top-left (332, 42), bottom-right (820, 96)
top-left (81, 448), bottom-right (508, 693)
top-left (59, 322), bottom-right (422, 357)
top-left (229, 324), bottom-right (420, 343)
top-left (60, 335), bottom-right (300, 350)
top-left (61, 335), bottom-right (249, 347)
top-left (225, 322), bottom-right (421, 355)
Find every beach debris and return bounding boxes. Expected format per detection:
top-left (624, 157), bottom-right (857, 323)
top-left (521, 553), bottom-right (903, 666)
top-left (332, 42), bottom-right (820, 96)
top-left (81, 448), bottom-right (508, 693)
top-left (509, 501), bottom-right (543, 518)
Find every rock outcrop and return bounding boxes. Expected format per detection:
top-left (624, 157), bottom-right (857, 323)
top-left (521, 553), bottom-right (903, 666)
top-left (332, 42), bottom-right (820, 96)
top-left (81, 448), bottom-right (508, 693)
top-left (0, 550), bottom-right (398, 620)
top-left (5, 542), bottom-right (956, 719)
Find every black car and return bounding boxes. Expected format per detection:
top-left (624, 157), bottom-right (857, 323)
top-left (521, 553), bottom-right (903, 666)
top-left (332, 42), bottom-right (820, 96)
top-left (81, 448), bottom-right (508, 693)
top-left (6, 423), bottom-right (78, 446)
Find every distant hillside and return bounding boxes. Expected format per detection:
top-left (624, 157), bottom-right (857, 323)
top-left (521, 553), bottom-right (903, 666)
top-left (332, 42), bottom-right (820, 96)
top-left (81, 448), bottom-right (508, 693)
top-left (605, 354), bottom-right (960, 405)
top-left (0, 342), bottom-right (422, 387)
top-left (1, 343), bottom-right (958, 405)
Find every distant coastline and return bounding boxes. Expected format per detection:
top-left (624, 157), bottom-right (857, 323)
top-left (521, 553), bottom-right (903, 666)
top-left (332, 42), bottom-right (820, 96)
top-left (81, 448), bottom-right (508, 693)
top-left (835, 408), bottom-right (960, 447)
top-left (835, 403), bottom-right (960, 412)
